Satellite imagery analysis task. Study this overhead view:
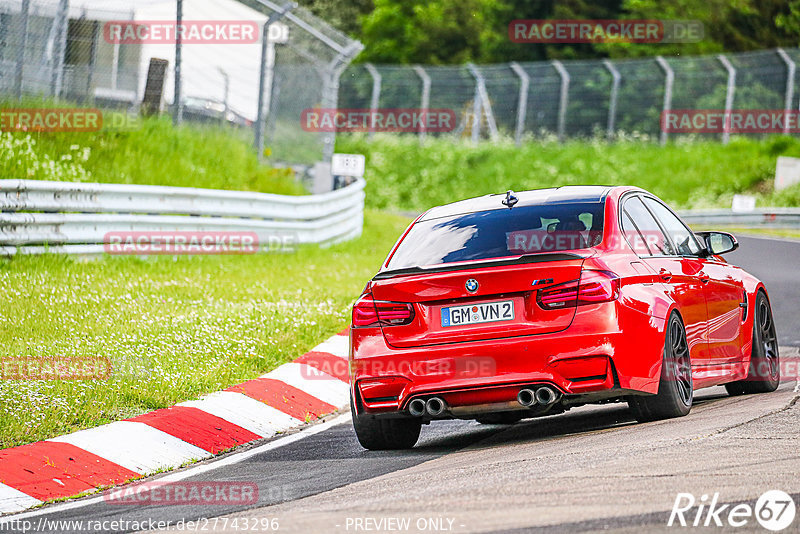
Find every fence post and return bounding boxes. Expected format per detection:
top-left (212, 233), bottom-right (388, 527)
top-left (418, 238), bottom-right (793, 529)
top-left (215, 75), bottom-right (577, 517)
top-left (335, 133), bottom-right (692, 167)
top-left (14, 0), bottom-right (30, 99)
top-left (551, 60), bottom-right (569, 142)
top-left (655, 56), bottom-right (673, 146)
top-left (50, 0), bottom-right (69, 98)
top-left (218, 67), bottom-right (230, 126)
top-left (467, 63), bottom-right (498, 142)
top-left (509, 62), bottom-right (529, 146)
top-left (603, 59), bottom-right (621, 141)
top-left (776, 49), bottom-right (795, 136)
top-left (321, 42), bottom-right (363, 165)
top-left (364, 63), bottom-right (381, 140)
top-left (717, 54), bottom-right (736, 144)
top-left (413, 65), bottom-right (431, 142)
top-left (85, 20), bottom-right (99, 100)
top-left (468, 66), bottom-right (482, 143)
top-left (173, 0), bottom-right (183, 125)
top-left (255, 2), bottom-right (296, 159)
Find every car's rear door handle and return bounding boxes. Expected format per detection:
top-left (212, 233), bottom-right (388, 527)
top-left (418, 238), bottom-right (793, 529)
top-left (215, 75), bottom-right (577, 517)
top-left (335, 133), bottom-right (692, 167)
top-left (659, 268), bottom-right (672, 281)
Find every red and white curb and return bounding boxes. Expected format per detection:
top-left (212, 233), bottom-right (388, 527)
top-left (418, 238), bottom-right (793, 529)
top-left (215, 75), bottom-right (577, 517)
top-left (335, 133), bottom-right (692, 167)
top-left (0, 332), bottom-right (350, 515)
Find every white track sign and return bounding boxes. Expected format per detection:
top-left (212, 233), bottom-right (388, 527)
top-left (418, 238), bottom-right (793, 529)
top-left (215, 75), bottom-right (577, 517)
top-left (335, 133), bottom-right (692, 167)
top-left (775, 156), bottom-right (800, 191)
top-left (332, 154), bottom-right (366, 177)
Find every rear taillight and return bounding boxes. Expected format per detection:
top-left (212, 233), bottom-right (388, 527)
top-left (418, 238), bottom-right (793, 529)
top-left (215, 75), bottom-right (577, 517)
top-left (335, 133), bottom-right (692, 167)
top-left (537, 270), bottom-right (619, 310)
top-left (352, 295), bottom-right (415, 327)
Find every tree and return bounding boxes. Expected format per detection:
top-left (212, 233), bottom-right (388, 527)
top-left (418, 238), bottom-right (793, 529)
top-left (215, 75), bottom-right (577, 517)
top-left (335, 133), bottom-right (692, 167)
top-left (358, 0), bottom-right (497, 64)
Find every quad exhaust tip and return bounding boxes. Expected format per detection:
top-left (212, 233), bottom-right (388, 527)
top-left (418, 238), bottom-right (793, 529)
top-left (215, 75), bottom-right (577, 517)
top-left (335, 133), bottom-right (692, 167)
top-left (408, 398), bottom-right (426, 417)
top-left (535, 386), bottom-right (559, 406)
top-left (517, 388), bottom-right (537, 407)
top-left (517, 386), bottom-right (560, 407)
top-left (425, 397), bottom-right (447, 417)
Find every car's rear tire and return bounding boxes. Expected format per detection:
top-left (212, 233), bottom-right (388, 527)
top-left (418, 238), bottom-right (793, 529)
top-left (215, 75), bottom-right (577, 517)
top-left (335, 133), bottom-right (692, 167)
top-left (628, 313), bottom-right (693, 422)
top-left (725, 291), bottom-right (780, 396)
top-left (350, 396), bottom-right (422, 450)
top-left (475, 412), bottom-right (524, 425)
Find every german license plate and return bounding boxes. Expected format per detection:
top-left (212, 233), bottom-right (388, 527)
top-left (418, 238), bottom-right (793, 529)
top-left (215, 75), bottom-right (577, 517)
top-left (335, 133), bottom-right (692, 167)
top-left (440, 300), bottom-right (514, 327)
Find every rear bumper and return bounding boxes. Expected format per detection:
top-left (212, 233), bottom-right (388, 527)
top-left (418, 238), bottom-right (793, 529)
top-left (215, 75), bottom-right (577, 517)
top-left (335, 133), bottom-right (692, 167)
top-left (350, 302), bottom-right (664, 416)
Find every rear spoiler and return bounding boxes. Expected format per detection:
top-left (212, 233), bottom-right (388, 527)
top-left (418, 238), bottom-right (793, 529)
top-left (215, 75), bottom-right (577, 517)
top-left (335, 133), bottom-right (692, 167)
top-left (373, 252), bottom-right (583, 280)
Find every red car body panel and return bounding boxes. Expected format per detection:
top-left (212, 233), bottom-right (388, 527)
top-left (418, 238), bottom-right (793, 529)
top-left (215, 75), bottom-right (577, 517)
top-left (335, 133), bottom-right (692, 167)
top-left (349, 186), bottom-right (766, 419)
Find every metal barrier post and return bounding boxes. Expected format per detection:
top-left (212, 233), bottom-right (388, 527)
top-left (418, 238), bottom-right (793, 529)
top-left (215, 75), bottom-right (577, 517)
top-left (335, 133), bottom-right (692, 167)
top-left (718, 54), bottom-right (736, 144)
top-left (655, 56), bottom-right (674, 146)
top-left (551, 60), bottom-right (570, 142)
top-left (413, 65), bottom-right (431, 142)
top-left (603, 59), bottom-right (621, 141)
top-left (364, 63), bottom-right (381, 140)
top-left (777, 49), bottom-right (796, 135)
top-left (510, 62), bottom-right (529, 146)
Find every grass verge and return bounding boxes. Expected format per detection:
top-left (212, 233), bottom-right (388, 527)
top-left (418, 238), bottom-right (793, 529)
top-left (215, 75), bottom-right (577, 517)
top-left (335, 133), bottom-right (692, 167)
top-left (0, 210), bottom-right (410, 449)
top-left (0, 106), bottom-right (304, 195)
top-left (337, 134), bottom-right (800, 212)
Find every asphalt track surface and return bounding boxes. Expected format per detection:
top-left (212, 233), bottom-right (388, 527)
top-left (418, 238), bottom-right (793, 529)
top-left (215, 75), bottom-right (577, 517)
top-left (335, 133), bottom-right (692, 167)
top-left (3, 235), bottom-right (798, 534)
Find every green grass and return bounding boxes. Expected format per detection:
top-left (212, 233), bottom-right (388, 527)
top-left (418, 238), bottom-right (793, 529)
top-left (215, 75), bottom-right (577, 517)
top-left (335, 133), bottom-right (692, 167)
top-left (0, 101), bottom-right (304, 195)
top-left (337, 134), bottom-right (800, 212)
top-left (0, 210), bottom-right (410, 448)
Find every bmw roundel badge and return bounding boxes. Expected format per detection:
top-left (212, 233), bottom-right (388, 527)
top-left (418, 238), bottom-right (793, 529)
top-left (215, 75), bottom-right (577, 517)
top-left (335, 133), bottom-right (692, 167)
top-left (465, 278), bottom-right (479, 293)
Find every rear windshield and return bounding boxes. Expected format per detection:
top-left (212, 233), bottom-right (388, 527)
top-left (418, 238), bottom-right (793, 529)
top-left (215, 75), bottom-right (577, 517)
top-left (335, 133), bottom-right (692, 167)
top-left (386, 202), bottom-right (605, 270)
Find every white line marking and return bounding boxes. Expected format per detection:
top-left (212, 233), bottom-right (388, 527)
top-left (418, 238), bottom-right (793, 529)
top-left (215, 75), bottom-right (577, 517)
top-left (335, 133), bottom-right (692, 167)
top-left (262, 363), bottom-right (350, 406)
top-left (178, 391), bottom-right (300, 437)
top-left (0, 413), bottom-right (351, 522)
top-left (47, 421), bottom-right (211, 475)
top-left (0, 484), bottom-right (42, 514)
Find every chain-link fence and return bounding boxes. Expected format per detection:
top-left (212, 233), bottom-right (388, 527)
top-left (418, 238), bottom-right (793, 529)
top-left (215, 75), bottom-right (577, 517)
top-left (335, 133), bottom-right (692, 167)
top-left (0, 0), bottom-right (361, 171)
top-left (339, 48), bottom-right (800, 144)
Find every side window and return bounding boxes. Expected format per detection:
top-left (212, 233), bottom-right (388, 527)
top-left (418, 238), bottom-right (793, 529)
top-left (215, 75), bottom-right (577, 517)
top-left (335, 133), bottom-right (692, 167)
top-left (642, 197), bottom-right (703, 256)
top-left (621, 210), bottom-right (652, 256)
top-left (622, 196), bottom-right (674, 255)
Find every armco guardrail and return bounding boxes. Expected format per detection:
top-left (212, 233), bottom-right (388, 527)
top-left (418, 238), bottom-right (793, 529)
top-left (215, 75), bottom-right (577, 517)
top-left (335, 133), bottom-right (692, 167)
top-left (678, 208), bottom-right (800, 228)
top-left (0, 179), bottom-right (365, 255)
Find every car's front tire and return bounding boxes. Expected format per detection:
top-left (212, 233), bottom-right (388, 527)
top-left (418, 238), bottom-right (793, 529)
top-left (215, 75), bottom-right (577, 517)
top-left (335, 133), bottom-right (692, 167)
top-left (628, 312), bottom-right (693, 422)
top-left (725, 291), bottom-right (780, 396)
top-left (351, 396), bottom-right (422, 450)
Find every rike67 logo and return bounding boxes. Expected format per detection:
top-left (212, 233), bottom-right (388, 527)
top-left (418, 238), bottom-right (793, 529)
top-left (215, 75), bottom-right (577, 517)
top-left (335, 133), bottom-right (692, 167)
top-left (669, 490), bottom-right (796, 531)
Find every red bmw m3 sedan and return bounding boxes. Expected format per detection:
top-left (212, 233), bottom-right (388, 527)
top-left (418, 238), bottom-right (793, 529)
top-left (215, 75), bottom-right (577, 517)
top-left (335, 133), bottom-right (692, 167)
top-left (349, 186), bottom-right (780, 450)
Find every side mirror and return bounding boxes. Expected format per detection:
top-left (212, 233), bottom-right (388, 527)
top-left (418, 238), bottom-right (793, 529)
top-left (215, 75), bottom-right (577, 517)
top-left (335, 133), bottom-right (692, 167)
top-left (695, 231), bottom-right (738, 256)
